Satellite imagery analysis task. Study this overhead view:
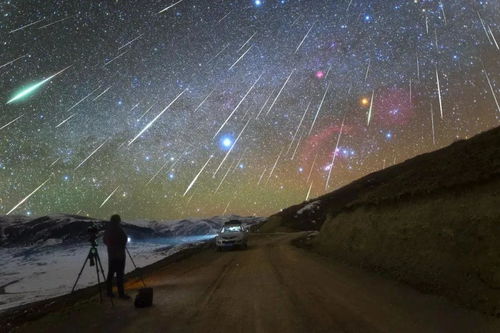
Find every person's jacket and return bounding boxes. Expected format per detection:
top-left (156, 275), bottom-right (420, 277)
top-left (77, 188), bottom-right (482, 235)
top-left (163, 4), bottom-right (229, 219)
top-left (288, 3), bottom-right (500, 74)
top-left (103, 222), bottom-right (127, 260)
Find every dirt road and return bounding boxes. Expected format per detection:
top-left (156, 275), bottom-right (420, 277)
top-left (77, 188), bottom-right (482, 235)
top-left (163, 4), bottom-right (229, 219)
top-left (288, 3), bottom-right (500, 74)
top-left (15, 233), bottom-right (500, 332)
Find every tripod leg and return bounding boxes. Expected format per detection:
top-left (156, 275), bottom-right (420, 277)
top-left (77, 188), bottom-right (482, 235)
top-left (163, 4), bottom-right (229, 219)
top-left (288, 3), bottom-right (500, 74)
top-left (71, 249), bottom-right (91, 293)
top-left (95, 253), bottom-right (102, 303)
top-left (126, 247), bottom-right (147, 287)
top-left (96, 250), bottom-right (114, 306)
top-left (95, 251), bottom-right (108, 282)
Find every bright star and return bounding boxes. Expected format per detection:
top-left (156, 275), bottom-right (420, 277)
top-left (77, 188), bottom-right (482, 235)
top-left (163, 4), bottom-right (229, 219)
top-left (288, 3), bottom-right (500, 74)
top-left (219, 135), bottom-right (234, 150)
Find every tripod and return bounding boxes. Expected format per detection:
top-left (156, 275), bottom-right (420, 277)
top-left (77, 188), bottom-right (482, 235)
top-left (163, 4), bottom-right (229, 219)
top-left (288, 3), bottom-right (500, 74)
top-left (71, 239), bottom-right (112, 304)
top-left (125, 247), bottom-right (147, 288)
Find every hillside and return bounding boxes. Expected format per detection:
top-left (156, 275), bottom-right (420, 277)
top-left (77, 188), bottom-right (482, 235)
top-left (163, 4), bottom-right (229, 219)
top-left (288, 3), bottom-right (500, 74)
top-left (260, 125), bottom-right (500, 315)
top-left (261, 125), bottom-right (500, 232)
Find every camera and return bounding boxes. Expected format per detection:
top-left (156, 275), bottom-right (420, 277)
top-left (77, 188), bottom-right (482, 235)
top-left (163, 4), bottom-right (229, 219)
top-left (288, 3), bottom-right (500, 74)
top-left (87, 224), bottom-right (99, 244)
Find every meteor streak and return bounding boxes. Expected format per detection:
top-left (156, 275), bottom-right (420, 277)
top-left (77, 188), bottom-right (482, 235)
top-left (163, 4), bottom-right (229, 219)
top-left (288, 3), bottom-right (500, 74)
top-left (6, 65), bottom-right (71, 104)
top-left (237, 32), bottom-right (257, 52)
top-left (55, 113), bottom-right (76, 128)
top-left (367, 89), bottom-right (374, 126)
top-left (38, 16), bottom-right (73, 29)
top-left (118, 34), bottom-right (144, 50)
top-left (306, 152), bottom-right (318, 183)
top-left (63, 87), bottom-right (101, 117)
top-left (435, 66), bottom-right (443, 119)
top-left (207, 44), bottom-right (229, 63)
top-left (146, 160), bottom-right (171, 185)
top-left (440, 1), bottom-right (447, 24)
top-left (213, 74), bottom-right (262, 138)
top-left (129, 101), bottom-right (142, 113)
top-left (291, 134), bottom-right (303, 160)
top-left (6, 175), bottom-right (52, 215)
top-left (325, 64), bottom-right (332, 79)
top-left (75, 138), bottom-right (109, 170)
top-left (295, 22), bottom-right (315, 53)
top-left (488, 26), bottom-right (499, 50)
top-left (309, 82), bottom-right (330, 135)
top-left (217, 10), bottom-right (232, 24)
top-left (215, 160), bottom-right (236, 193)
top-left (483, 69), bottom-right (500, 114)
top-left (416, 56), bottom-right (420, 80)
top-left (222, 200), bottom-right (231, 215)
top-left (477, 11), bottom-right (492, 44)
top-left (9, 18), bottom-right (45, 33)
top-left (267, 69), bottom-right (295, 116)
top-left (287, 102), bottom-right (310, 154)
top-left (183, 155), bottom-right (213, 196)
top-left (266, 148), bottom-right (284, 184)
top-left (409, 79), bottom-right (412, 103)
top-left (255, 88), bottom-right (275, 119)
top-left (228, 45), bottom-right (253, 70)
top-left (291, 15), bottom-right (301, 27)
top-left (100, 186), bottom-right (120, 208)
top-left (346, 0), bottom-right (353, 12)
top-left (0, 115), bottom-right (23, 131)
top-left (49, 157), bottom-right (60, 168)
top-left (158, 0), bottom-right (185, 14)
top-left (137, 102), bottom-right (157, 121)
top-left (0, 54), bottom-right (27, 70)
top-left (194, 89), bottom-right (214, 112)
top-left (257, 167), bottom-right (267, 185)
top-left (364, 59), bottom-right (371, 82)
top-left (430, 103), bottom-right (436, 145)
top-left (325, 117), bottom-right (345, 190)
top-left (92, 86), bottom-right (112, 101)
top-left (104, 50), bottom-right (128, 66)
top-left (129, 89), bottom-right (186, 145)
top-left (305, 181), bottom-right (313, 201)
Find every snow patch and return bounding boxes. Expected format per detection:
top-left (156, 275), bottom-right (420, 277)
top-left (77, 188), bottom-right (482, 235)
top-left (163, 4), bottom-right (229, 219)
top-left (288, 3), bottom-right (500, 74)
top-left (0, 214), bottom-right (264, 312)
top-left (296, 201), bottom-right (321, 215)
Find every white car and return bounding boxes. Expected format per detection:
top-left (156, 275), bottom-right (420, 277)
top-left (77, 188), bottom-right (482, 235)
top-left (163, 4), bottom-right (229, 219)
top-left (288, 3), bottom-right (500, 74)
top-left (215, 221), bottom-right (248, 250)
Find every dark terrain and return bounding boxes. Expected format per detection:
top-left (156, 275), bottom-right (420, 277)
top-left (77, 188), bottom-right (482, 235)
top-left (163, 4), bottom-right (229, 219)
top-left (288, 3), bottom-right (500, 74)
top-left (6, 233), bottom-right (500, 333)
top-left (1, 126), bottom-right (499, 332)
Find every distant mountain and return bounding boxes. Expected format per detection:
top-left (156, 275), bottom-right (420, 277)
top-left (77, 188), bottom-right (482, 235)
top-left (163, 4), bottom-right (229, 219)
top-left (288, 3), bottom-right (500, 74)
top-left (0, 214), bottom-right (264, 247)
top-left (0, 214), bottom-right (264, 312)
top-left (261, 125), bottom-right (500, 232)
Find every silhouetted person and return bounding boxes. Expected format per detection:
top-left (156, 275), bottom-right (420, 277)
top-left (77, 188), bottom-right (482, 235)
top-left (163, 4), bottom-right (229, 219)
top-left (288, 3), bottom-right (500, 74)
top-left (103, 214), bottom-right (130, 299)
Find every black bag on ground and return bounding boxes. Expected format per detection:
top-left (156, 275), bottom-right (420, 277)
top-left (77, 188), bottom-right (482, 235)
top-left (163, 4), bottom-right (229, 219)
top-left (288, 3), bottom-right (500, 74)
top-left (134, 287), bottom-right (153, 308)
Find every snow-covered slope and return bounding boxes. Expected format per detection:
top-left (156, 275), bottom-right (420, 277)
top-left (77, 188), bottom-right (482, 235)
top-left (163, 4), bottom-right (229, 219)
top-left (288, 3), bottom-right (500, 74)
top-left (0, 214), bottom-right (262, 247)
top-left (0, 214), bottom-right (264, 312)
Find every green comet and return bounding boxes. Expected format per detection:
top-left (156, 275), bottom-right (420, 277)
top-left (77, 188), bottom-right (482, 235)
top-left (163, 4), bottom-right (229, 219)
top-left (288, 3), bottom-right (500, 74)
top-left (6, 65), bottom-right (71, 104)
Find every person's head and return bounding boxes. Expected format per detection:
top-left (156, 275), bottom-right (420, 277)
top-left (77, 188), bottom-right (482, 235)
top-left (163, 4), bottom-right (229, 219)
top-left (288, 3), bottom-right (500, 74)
top-left (110, 214), bottom-right (121, 225)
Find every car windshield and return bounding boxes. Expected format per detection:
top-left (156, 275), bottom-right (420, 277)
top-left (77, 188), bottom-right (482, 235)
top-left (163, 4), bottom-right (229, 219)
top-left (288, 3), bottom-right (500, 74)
top-left (221, 225), bottom-right (242, 233)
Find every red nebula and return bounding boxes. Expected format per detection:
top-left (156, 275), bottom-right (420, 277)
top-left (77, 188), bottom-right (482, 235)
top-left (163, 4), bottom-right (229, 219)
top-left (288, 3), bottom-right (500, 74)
top-left (298, 123), bottom-right (354, 166)
top-left (315, 71), bottom-right (325, 79)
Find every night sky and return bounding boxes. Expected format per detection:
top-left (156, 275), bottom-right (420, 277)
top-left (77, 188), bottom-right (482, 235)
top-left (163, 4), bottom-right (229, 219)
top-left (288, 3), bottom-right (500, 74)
top-left (1, 0), bottom-right (499, 220)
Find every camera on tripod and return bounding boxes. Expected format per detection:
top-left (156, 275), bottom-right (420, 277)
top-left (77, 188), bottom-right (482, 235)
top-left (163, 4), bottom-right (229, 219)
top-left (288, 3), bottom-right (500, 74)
top-left (72, 222), bottom-right (109, 303)
top-left (87, 224), bottom-right (99, 245)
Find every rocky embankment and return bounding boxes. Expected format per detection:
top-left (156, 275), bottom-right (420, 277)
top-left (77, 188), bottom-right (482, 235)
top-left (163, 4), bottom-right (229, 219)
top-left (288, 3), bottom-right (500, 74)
top-left (265, 125), bottom-right (500, 315)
